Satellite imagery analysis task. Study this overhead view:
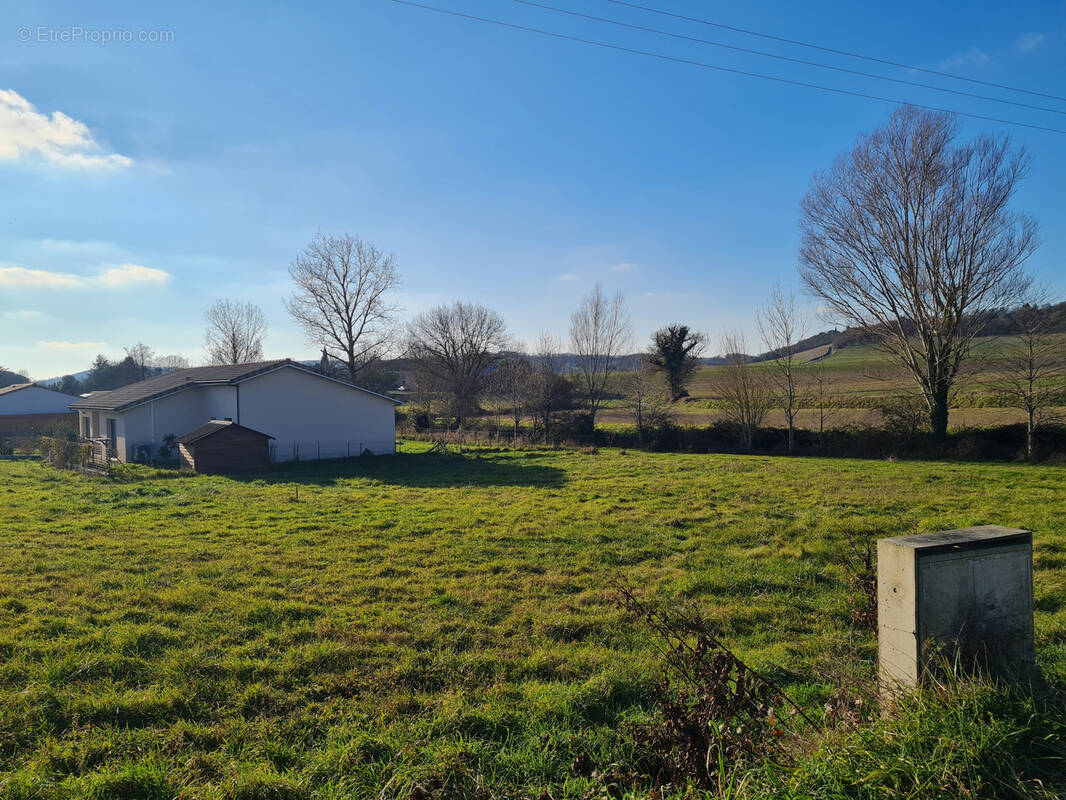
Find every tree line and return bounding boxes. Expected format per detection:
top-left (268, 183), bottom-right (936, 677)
top-left (43, 106), bottom-right (1063, 456)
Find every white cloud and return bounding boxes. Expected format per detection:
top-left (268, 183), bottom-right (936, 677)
top-left (610, 262), bottom-right (635, 272)
top-left (0, 266), bottom-right (83, 288)
top-left (938, 47), bottom-right (990, 70)
top-left (95, 263), bottom-right (169, 287)
top-left (0, 262), bottom-right (169, 289)
top-left (0, 88), bottom-right (132, 169)
top-left (38, 340), bottom-right (108, 350)
top-left (1015, 32), bottom-right (1047, 53)
top-left (555, 273), bottom-right (578, 283)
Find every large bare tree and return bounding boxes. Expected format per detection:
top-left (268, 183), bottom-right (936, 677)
top-left (569, 283), bottom-right (632, 427)
top-left (286, 232), bottom-right (401, 384)
top-left (405, 302), bottom-right (509, 426)
top-left (758, 285), bottom-right (809, 454)
top-left (800, 106), bottom-right (1037, 440)
top-left (203, 299), bottom-right (268, 365)
top-left (714, 330), bottom-right (772, 452)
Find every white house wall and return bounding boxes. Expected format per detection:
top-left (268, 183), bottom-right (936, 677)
top-left (201, 385), bottom-right (239, 421)
top-left (238, 367), bottom-right (396, 460)
top-left (78, 367), bottom-right (395, 463)
top-left (0, 386), bottom-right (78, 414)
top-left (101, 388), bottom-right (235, 461)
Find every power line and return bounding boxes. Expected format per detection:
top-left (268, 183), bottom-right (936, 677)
top-left (607, 0), bottom-right (1066, 104)
top-left (513, 0), bottom-right (1066, 116)
top-left (390, 0), bottom-right (1066, 135)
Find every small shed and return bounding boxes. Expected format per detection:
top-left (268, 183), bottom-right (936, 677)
top-left (177, 420), bottom-right (273, 474)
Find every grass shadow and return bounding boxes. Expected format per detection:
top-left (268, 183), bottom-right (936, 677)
top-left (228, 451), bottom-right (568, 489)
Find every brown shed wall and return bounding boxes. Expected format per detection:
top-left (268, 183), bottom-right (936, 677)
top-left (179, 428), bottom-right (271, 474)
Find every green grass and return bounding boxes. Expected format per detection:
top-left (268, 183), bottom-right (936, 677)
top-left (2, 445), bottom-right (1066, 798)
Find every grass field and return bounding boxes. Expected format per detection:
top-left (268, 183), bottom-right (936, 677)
top-left (2, 445), bottom-right (1066, 798)
top-left (591, 336), bottom-right (1066, 431)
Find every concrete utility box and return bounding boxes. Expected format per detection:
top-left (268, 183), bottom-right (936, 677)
top-left (878, 525), bottom-right (1035, 691)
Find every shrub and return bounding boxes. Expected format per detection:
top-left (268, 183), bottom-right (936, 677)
top-left (40, 436), bottom-right (91, 469)
top-left (880, 394), bottom-right (928, 439)
top-left (157, 433), bottom-right (178, 461)
top-left (614, 583), bottom-right (813, 790)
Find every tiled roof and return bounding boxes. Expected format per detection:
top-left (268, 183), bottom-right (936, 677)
top-left (68, 359), bottom-right (401, 412)
top-left (69, 361), bottom-right (289, 411)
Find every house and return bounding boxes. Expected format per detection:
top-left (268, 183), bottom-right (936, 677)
top-left (178, 421), bottom-right (273, 474)
top-left (69, 359), bottom-right (400, 463)
top-left (0, 383), bottom-right (79, 435)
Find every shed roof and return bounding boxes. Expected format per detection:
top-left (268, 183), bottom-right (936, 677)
top-left (178, 420), bottom-right (274, 445)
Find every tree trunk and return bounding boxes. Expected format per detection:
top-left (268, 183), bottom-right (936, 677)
top-left (929, 385), bottom-right (950, 441)
top-left (1026, 408), bottom-right (1035, 459)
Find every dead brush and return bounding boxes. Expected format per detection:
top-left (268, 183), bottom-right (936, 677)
top-left (613, 582), bottom-right (815, 792)
top-left (843, 532), bottom-right (877, 633)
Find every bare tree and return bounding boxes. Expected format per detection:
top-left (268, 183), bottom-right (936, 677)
top-left (570, 283), bottom-right (632, 427)
top-left (528, 333), bottom-right (574, 444)
top-left (286, 232), bottom-right (401, 384)
top-left (809, 359), bottom-right (839, 448)
top-left (155, 354), bottom-right (190, 372)
top-left (799, 106), bottom-right (1037, 440)
top-left (714, 330), bottom-right (772, 452)
top-left (622, 358), bottom-right (673, 447)
top-left (649, 324), bottom-right (707, 401)
top-left (204, 299), bottom-right (268, 365)
top-left (405, 302), bottom-right (509, 426)
top-left (994, 298), bottom-right (1064, 458)
top-left (492, 356), bottom-right (534, 440)
top-left (124, 342), bottom-right (155, 381)
top-left (758, 285), bottom-right (809, 454)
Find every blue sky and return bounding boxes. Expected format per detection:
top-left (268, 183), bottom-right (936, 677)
top-left (1, 0), bottom-right (1064, 378)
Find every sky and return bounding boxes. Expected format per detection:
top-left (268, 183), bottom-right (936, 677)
top-left (1, 0), bottom-right (1064, 379)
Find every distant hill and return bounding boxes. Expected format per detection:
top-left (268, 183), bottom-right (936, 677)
top-left (37, 370), bottom-right (92, 388)
top-left (746, 301), bottom-right (1066, 363)
top-left (0, 368), bottom-right (29, 389)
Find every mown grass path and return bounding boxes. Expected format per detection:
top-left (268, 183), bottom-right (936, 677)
top-left (1, 445), bottom-right (1064, 798)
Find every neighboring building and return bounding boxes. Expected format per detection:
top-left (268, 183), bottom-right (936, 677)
top-left (178, 421), bottom-right (273, 474)
top-left (0, 383), bottom-right (79, 435)
top-left (69, 359), bottom-right (400, 463)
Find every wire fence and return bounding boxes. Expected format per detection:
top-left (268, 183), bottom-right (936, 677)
top-left (269, 439), bottom-right (398, 462)
top-left (404, 427), bottom-right (598, 450)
